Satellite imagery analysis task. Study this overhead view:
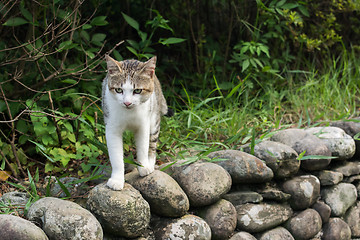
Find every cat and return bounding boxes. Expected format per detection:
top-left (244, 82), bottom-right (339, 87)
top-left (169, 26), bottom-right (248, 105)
top-left (102, 55), bottom-right (168, 190)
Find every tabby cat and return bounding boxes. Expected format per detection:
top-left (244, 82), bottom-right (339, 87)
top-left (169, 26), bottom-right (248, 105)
top-left (102, 55), bottom-right (168, 190)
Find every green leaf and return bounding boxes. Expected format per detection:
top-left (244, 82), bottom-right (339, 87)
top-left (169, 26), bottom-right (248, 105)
top-left (82, 24), bottom-right (92, 30)
top-left (122, 13), bottom-right (139, 30)
top-left (20, 4), bottom-right (33, 22)
top-left (126, 40), bottom-right (140, 50)
top-left (61, 79), bottom-right (77, 84)
top-left (259, 45), bottom-right (270, 58)
top-left (139, 31), bottom-right (148, 42)
top-left (63, 122), bottom-right (74, 132)
top-left (29, 140), bottom-right (56, 163)
top-left (57, 40), bottom-right (76, 52)
top-left (16, 120), bottom-right (28, 133)
top-left (282, 3), bottom-right (299, 9)
top-left (91, 33), bottom-right (106, 43)
top-left (80, 30), bottom-right (90, 42)
top-left (85, 51), bottom-right (95, 59)
top-left (298, 5), bottom-right (310, 17)
top-left (126, 46), bottom-right (139, 56)
top-left (55, 177), bottom-right (71, 197)
top-left (81, 163), bottom-right (92, 172)
top-left (159, 37), bottom-right (186, 45)
top-left (45, 162), bottom-right (54, 173)
top-left (67, 133), bottom-right (76, 143)
top-left (354, 132), bottom-right (360, 140)
top-left (90, 16), bottom-right (108, 26)
top-left (3, 17), bottom-right (28, 26)
top-left (242, 59), bottom-right (250, 72)
top-left (113, 50), bottom-right (123, 61)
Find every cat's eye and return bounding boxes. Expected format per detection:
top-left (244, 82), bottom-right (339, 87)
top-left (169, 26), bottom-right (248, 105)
top-left (115, 88), bottom-right (123, 94)
top-left (133, 89), bottom-right (142, 94)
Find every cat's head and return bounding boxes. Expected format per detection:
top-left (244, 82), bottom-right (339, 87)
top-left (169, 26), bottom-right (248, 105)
top-left (105, 55), bottom-right (156, 109)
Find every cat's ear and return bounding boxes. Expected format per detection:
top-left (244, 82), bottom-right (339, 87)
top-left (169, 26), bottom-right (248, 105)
top-left (141, 56), bottom-right (156, 78)
top-left (105, 55), bottom-right (122, 75)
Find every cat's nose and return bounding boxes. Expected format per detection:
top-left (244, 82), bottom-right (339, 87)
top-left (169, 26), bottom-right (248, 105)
top-left (124, 102), bottom-right (132, 107)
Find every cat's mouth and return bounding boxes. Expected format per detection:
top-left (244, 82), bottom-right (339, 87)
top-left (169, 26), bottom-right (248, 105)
top-left (123, 104), bottom-right (134, 109)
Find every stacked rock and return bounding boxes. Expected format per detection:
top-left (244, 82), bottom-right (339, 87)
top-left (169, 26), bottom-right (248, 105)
top-left (1, 120), bottom-right (360, 240)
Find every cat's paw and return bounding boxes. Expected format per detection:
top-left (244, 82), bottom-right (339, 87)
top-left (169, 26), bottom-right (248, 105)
top-left (138, 164), bottom-right (155, 177)
top-left (107, 178), bottom-right (124, 191)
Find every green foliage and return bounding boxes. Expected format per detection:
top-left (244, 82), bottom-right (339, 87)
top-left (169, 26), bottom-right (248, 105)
top-left (0, 0), bottom-right (359, 199)
top-left (121, 11), bottom-right (186, 60)
top-left (0, 0), bottom-right (107, 178)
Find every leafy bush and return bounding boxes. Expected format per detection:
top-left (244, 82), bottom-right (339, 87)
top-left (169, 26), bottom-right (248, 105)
top-left (0, 0), bottom-right (108, 177)
top-left (0, 0), bottom-right (359, 188)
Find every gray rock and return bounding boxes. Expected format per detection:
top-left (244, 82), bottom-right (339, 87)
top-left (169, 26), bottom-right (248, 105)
top-left (242, 140), bottom-right (300, 178)
top-left (104, 229), bottom-right (155, 240)
top-left (322, 218), bottom-right (351, 240)
top-left (208, 150), bottom-right (273, 183)
top-left (260, 188), bottom-right (291, 202)
top-left (344, 201), bottom-right (360, 237)
top-left (0, 214), bottom-right (48, 240)
top-left (0, 191), bottom-right (29, 215)
top-left (258, 227), bottom-right (295, 240)
top-left (343, 174), bottom-right (360, 183)
top-left (305, 127), bottom-right (356, 160)
top-left (229, 231), bottom-right (257, 240)
top-left (198, 199), bottom-right (237, 240)
top-left (284, 209), bottom-right (322, 240)
top-left (332, 161), bottom-right (360, 176)
top-left (223, 191), bottom-right (263, 205)
top-left (282, 175), bottom-right (321, 210)
top-left (321, 183), bottom-right (357, 216)
top-left (356, 182), bottom-right (360, 198)
top-left (27, 197), bottom-right (102, 240)
top-left (330, 118), bottom-right (360, 158)
top-left (125, 170), bottom-right (189, 217)
top-left (87, 183), bottom-right (149, 238)
top-left (236, 203), bottom-right (293, 233)
top-left (48, 177), bottom-right (84, 198)
top-left (171, 161), bottom-right (232, 207)
top-left (314, 170), bottom-right (343, 186)
top-left (270, 129), bottom-right (332, 171)
top-left (331, 118), bottom-right (360, 137)
top-left (312, 200), bottom-right (331, 223)
top-left (310, 231), bottom-right (323, 240)
top-left (151, 215), bottom-right (211, 240)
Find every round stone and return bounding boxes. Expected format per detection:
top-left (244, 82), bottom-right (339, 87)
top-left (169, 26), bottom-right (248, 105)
top-left (282, 175), bottom-right (320, 210)
top-left (208, 150), bottom-right (274, 183)
top-left (284, 209), bottom-right (322, 240)
top-left (125, 169), bottom-right (189, 217)
top-left (236, 203), bottom-right (293, 233)
top-left (322, 218), bottom-right (351, 240)
top-left (0, 214), bottom-right (48, 240)
top-left (152, 215), bottom-right (211, 240)
top-left (171, 162), bottom-right (232, 207)
top-left (27, 197), bottom-right (103, 240)
top-left (198, 199), bottom-right (237, 239)
top-left (86, 183), bottom-right (150, 238)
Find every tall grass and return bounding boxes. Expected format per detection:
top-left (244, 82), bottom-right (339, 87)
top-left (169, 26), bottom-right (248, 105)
top-left (159, 49), bottom-right (360, 160)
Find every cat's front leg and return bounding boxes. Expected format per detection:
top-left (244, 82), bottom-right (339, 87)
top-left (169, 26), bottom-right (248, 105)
top-left (135, 124), bottom-right (154, 176)
top-left (106, 128), bottom-right (125, 190)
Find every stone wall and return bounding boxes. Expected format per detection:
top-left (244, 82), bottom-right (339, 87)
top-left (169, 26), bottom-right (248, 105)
top-left (1, 120), bottom-right (360, 240)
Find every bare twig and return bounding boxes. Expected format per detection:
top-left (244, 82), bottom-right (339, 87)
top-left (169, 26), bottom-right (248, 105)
top-left (0, 148), bottom-right (18, 178)
top-left (48, 91), bottom-right (62, 146)
top-left (0, 84), bottom-right (26, 177)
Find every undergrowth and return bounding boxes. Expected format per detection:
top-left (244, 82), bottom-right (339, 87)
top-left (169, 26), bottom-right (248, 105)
top-left (1, 0), bottom-right (359, 215)
top-left (159, 49), bottom-right (360, 163)
top-left (1, 49), bottom-right (359, 216)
